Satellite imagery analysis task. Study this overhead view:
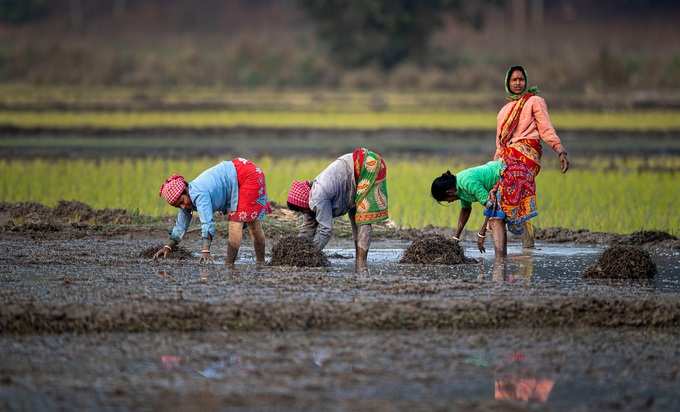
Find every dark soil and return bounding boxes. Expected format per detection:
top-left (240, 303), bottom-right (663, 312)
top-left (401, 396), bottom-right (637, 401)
top-left (269, 235), bottom-right (330, 267)
top-left (0, 200), bottom-right (138, 225)
top-left (139, 243), bottom-right (193, 260)
top-left (399, 234), bottom-right (475, 265)
top-left (583, 246), bottom-right (657, 279)
top-left (615, 230), bottom-right (677, 245)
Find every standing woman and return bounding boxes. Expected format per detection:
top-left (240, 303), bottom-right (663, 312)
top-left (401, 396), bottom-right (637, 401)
top-left (286, 147), bottom-right (388, 273)
top-left (495, 65), bottom-right (570, 247)
top-left (153, 158), bottom-right (272, 265)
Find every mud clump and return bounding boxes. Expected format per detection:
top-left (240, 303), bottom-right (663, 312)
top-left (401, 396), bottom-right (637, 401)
top-left (583, 245), bottom-right (657, 279)
top-left (0, 200), bottom-right (135, 225)
top-left (615, 230), bottom-right (677, 245)
top-left (140, 243), bottom-right (193, 260)
top-left (269, 235), bottom-right (329, 267)
top-left (399, 234), bottom-right (474, 265)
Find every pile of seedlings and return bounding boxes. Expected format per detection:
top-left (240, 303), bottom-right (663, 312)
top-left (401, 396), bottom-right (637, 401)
top-left (399, 234), bottom-right (475, 264)
top-left (269, 235), bottom-right (330, 267)
top-left (583, 245), bottom-right (657, 279)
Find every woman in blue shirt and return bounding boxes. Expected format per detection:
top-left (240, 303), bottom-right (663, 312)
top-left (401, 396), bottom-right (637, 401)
top-left (153, 158), bottom-right (271, 265)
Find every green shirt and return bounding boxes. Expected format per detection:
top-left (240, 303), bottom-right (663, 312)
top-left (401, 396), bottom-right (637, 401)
top-left (456, 160), bottom-right (503, 209)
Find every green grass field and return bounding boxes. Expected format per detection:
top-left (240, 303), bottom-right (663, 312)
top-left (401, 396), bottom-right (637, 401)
top-left (1, 157), bottom-right (678, 235)
top-left (2, 110), bottom-right (680, 131)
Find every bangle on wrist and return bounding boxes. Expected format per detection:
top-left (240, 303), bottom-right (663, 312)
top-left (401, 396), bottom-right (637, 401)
top-left (200, 249), bottom-right (210, 254)
top-left (452, 236), bottom-right (460, 241)
top-left (163, 245), bottom-right (172, 250)
top-left (477, 232), bottom-right (486, 238)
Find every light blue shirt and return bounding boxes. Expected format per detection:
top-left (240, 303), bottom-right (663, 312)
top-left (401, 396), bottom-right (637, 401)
top-left (169, 161), bottom-right (238, 242)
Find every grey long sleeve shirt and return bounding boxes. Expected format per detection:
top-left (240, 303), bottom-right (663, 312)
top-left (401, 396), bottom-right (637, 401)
top-left (300, 153), bottom-right (370, 250)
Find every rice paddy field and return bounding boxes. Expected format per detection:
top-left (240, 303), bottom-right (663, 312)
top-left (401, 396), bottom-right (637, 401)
top-left (1, 156), bottom-right (678, 235)
top-left (2, 88), bottom-right (680, 412)
top-left (2, 110), bottom-right (680, 131)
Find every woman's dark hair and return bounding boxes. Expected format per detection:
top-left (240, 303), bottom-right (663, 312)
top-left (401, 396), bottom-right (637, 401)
top-left (431, 171), bottom-right (457, 202)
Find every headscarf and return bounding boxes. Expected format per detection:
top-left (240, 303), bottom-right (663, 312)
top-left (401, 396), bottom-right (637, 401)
top-left (505, 65), bottom-right (539, 101)
top-left (159, 174), bottom-right (187, 205)
top-left (287, 180), bottom-right (311, 210)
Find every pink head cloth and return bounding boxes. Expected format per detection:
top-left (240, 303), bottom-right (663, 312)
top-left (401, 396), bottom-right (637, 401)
top-left (159, 174), bottom-right (187, 205)
top-left (287, 180), bottom-right (311, 210)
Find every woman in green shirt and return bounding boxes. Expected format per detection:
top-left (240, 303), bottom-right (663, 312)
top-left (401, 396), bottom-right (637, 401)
top-left (431, 158), bottom-right (537, 257)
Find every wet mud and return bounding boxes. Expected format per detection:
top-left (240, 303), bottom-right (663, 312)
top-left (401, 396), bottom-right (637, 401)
top-left (2, 328), bottom-right (680, 411)
top-left (583, 246), bottom-right (657, 279)
top-left (399, 234), bottom-right (475, 265)
top-left (139, 243), bottom-right (193, 260)
top-left (0, 200), bottom-right (138, 225)
top-left (536, 227), bottom-right (680, 249)
top-left (269, 235), bottom-right (330, 267)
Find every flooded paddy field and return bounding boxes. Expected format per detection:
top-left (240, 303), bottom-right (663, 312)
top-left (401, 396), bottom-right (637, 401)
top-left (1, 204), bottom-right (679, 410)
top-left (2, 328), bottom-right (680, 411)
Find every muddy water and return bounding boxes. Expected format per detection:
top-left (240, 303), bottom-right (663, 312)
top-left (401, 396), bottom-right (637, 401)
top-left (2, 236), bottom-right (680, 333)
top-left (2, 234), bottom-right (680, 410)
top-left (2, 328), bottom-right (680, 411)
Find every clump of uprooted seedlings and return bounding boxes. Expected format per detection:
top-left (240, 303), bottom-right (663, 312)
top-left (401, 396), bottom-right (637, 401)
top-left (400, 234), bottom-right (475, 264)
top-left (269, 235), bottom-right (329, 267)
top-left (140, 243), bottom-right (193, 260)
top-left (583, 245), bottom-right (656, 279)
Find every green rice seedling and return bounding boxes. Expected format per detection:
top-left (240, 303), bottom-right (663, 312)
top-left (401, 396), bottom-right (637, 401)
top-left (0, 157), bottom-right (678, 235)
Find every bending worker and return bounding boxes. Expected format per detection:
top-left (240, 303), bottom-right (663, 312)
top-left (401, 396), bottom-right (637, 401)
top-left (286, 147), bottom-right (389, 272)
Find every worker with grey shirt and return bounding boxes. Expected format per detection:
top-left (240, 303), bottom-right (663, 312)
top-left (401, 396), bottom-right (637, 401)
top-left (287, 148), bottom-right (389, 273)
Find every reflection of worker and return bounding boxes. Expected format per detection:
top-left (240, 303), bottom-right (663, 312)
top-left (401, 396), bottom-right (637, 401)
top-left (431, 158), bottom-right (537, 258)
top-left (494, 65), bottom-right (569, 248)
top-left (494, 351), bottom-right (555, 403)
top-left (153, 158), bottom-right (271, 265)
top-left (287, 148), bottom-right (388, 273)
top-left (494, 377), bottom-right (555, 402)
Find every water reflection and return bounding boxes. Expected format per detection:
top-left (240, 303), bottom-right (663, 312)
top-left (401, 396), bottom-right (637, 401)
top-left (479, 255), bottom-right (535, 284)
top-left (494, 351), bottom-right (555, 403)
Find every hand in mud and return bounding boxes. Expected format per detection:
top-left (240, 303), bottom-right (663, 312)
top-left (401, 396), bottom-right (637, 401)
top-left (477, 234), bottom-right (486, 254)
top-left (559, 152), bottom-right (570, 173)
top-left (152, 245), bottom-right (171, 261)
top-left (198, 251), bottom-right (214, 265)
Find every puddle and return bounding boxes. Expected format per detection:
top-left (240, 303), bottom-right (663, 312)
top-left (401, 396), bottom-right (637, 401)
top-left (321, 240), bottom-right (680, 293)
top-left (1, 329), bottom-right (679, 411)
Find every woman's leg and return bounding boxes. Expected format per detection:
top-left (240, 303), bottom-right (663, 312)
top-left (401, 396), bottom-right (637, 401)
top-left (489, 218), bottom-right (507, 257)
top-left (247, 220), bottom-right (266, 264)
top-left (226, 221), bottom-right (244, 265)
top-left (522, 221), bottom-right (535, 248)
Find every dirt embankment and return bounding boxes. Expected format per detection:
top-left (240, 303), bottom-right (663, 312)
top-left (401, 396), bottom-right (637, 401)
top-left (1, 201), bottom-right (678, 249)
top-left (3, 296), bottom-right (680, 334)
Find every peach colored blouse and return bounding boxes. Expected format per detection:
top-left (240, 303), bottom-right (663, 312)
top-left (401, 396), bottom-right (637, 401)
top-left (494, 95), bottom-right (566, 160)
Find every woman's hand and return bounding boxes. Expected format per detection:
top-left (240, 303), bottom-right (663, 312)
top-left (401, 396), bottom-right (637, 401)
top-left (559, 152), bottom-right (570, 173)
top-left (199, 251), bottom-right (214, 265)
top-left (152, 245), bottom-right (172, 261)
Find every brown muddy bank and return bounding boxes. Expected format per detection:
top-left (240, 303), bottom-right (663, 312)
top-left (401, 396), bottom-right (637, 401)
top-left (2, 200), bottom-right (678, 250)
top-left (3, 296), bottom-right (680, 334)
